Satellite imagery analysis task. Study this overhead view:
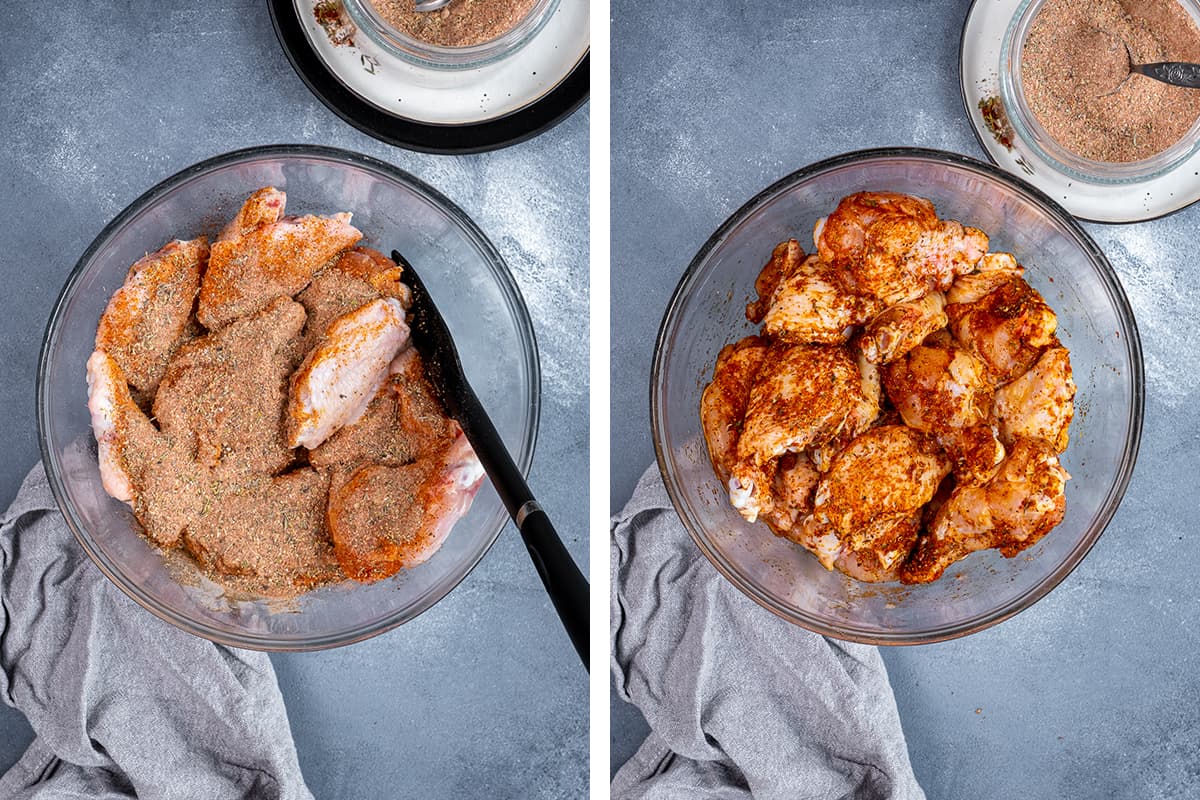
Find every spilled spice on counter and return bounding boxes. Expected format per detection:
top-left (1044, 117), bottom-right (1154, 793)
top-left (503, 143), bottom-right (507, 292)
top-left (1020, 0), bottom-right (1200, 162)
top-left (369, 0), bottom-right (539, 48)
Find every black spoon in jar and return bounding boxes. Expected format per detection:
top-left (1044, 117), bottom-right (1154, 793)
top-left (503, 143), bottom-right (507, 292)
top-left (391, 251), bottom-right (589, 671)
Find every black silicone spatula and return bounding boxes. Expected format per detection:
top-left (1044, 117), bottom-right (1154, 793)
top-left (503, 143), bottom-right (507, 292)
top-left (392, 251), bottom-right (589, 670)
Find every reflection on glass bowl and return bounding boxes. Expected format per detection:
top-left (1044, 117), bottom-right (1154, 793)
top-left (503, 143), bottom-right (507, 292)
top-left (651, 148), bottom-right (1142, 645)
top-left (38, 144), bottom-right (540, 651)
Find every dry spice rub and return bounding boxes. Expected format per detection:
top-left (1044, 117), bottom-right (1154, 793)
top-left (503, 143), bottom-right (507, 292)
top-left (87, 187), bottom-right (484, 599)
top-left (701, 192), bottom-right (1076, 585)
top-left (1020, 0), bottom-right (1200, 163)
top-left (369, 0), bottom-right (539, 48)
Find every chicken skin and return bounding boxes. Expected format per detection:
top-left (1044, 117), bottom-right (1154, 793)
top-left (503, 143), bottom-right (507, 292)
top-left (700, 336), bottom-right (771, 483)
top-left (198, 205), bottom-right (362, 329)
top-left (947, 277), bottom-right (1057, 383)
top-left (993, 346), bottom-right (1076, 452)
top-left (760, 254), bottom-right (882, 345)
top-left (94, 237), bottom-right (208, 398)
top-left (858, 292), bottom-right (947, 365)
top-left (731, 344), bottom-right (870, 522)
top-left (901, 437), bottom-right (1069, 584)
top-left (946, 252), bottom-right (1023, 305)
top-left (154, 296), bottom-right (305, 479)
top-left (287, 297), bottom-right (411, 450)
top-left (814, 192), bottom-right (988, 306)
top-left (328, 430), bottom-right (484, 581)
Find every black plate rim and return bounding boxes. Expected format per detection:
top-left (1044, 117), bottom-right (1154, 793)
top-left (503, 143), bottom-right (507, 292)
top-left (267, 0), bottom-right (589, 154)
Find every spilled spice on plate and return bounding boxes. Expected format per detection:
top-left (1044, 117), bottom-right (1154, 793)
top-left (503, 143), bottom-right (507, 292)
top-left (1020, 0), bottom-right (1200, 163)
top-left (369, 0), bottom-right (540, 48)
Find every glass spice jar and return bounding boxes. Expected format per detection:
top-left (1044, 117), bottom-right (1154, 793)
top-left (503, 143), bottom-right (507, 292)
top-left (341, 0), bottom-right (560, 71)
top-left (1000, 0), bottom-right (1200, 184)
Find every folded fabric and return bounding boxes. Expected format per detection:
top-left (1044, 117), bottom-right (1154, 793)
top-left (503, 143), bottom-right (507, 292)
top-left (610, 466), bottom-right (925, 800)
top-left (0, 464), bottom-right (313, 800)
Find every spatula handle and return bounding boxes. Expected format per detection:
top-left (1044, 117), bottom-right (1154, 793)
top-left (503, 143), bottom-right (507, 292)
top-left (455, 386), bottom-right (590, 670)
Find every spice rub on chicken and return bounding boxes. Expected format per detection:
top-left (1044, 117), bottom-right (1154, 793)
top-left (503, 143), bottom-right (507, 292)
top-left (700, 191), bottom-right (1075, 584)
top-left (86, 187), bottom-right (481, 599)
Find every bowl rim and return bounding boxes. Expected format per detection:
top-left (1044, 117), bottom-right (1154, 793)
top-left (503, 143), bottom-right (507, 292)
top-left (36, 143), bottom-right (542, 651)
top-left (649, 146), bottom-right (1144, 646)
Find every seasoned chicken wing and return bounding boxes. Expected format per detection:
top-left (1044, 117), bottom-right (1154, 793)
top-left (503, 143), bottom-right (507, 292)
top-left (858, 292), bottom-right (947, 365)
top-left (700, 336), bottom-right (770, 483)
top-left (198, 206), bottom-right (362, 329)
top-left (328, 430), bottom-right (484, 581)
top-left (287, 297), bottom-right (411, 451)
top-left (759, 451), bottom-right (821, 535)
top-left (180, 469), bottom-right (340, 595)
top-left (810, 425), bottom-right (950, 549)
top-left (901, 437), bottom-right (1069, 584)
top-left (947, 277), bottom-right (1057, 383)
top-left (814, 191), bottom-right (988, 305)
top-left (746, 239), bottom-right (802, 324)
top-left (882, 342), bottom-right (993, 434)
top-left (94, 237), bottom-right (208, 397)
top-left (760, 254), bottom-right (882, 345)
top-left (87, 350), bottom-right (207, 546)
top-left (154, 296), bottom-right (305, 478)
top-left (310, 348), bottom-right (455, 471)
top-left (993, 346), bottom-right (1076, 452)
top-left (882, 342), bottom-right (1004, 484)
top-left (730, 344), bottom-right (868, 522)
top-left (218, 187), bottom-right (285, 242)
top-left (946, 252), bottom-right (1023, 305)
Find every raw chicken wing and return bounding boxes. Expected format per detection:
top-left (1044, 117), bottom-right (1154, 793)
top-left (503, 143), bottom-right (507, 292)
top-left (154, 296), bottom-right (305, 478)
top-left (760, 254), bottom-right (882, 344)
top-left (993, 346), bottom-right (1075, 452)
top-left (94, 237), bottom-right (208, 397)
top-left (946, 252), bottom-right (1023, 305)
top-left (810, 425), bottom-right (950, 549)
top-left (882, 342), bottom-right (1004, 484)
top-left (858, 292), bottom-right (947, 365)
top-left (745, 239), bottom-right (802, 323)
top-left (730, 344), bottom-right (869, 522)
top-left (87, 350), bottom-right (206, 546)
top-left (814, 192), bottom-right (988, 305)
top-left (700, 336), bottom-right (770, 483)
top-left (218, 187), bottom-right (285, 242)
top-left (901, 437), bottom-right (1069, 583)
top-left (287, 297), bottom-right (411, 450)
top-left (328, 430), bottom-right (484, 581)
top-left (198, 206), bottom-right (362, 328)
top-left (947, 277), bottom-right (1057, 383)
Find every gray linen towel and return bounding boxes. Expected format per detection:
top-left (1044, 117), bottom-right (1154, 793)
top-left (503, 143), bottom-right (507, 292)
top-left (610, 466), bottom-right (925, 800)
top-left (0, 464), bottom-right (313, 800)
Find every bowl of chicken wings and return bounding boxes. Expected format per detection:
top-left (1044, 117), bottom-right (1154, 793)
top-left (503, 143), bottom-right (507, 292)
top-left (38, 145), bottom-right (539, 650)
top-left (651, 147), bottom-right (1142, 644)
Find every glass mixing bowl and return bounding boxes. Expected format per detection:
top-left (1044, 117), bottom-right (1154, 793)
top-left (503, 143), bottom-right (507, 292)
top-left (37, 145), bottom-right (540, 651)
top-left (999, 0), bottom-right (1200, 184)
top-left (651, 148), bottom-right (1143, 645)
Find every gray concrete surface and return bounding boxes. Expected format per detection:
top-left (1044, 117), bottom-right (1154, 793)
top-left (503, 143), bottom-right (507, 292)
top-left (0, 3), bottom-right (587, 797)
top-left (610, 1), bottom-right (1200, 796)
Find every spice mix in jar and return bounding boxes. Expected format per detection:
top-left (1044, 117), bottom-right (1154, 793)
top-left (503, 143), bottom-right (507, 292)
top-left (1020, 0), bottom-right (1200, 163)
